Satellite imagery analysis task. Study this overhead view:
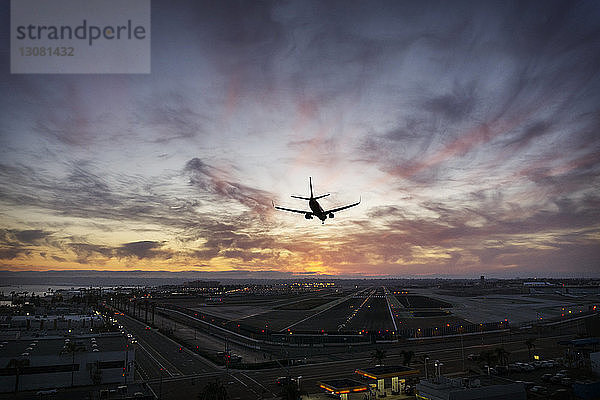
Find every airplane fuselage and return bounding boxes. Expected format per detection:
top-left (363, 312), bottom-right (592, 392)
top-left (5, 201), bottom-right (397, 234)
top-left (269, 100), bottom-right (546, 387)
top-left (309, 198), bottom-right (327, 221)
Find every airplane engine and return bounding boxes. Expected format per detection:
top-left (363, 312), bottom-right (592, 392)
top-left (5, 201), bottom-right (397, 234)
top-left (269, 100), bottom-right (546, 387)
top-left (305, 213), bottom-right (313, 219)
top-left (328, 213), bottom-right (334, 218)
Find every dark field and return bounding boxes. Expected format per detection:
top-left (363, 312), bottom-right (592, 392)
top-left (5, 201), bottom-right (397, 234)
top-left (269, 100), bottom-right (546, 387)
top-left (394, 294), bottom-right (453, 308)
top-left (274, 297), bottom-right (335, 310)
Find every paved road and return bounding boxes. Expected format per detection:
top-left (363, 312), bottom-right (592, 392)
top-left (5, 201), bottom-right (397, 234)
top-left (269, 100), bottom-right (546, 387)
top-left (113, 312), bottom-right (219, 380)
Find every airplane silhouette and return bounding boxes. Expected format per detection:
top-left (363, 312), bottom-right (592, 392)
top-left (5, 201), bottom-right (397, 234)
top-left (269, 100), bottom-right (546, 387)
top-left (273, 177), bottom-right (360, 224)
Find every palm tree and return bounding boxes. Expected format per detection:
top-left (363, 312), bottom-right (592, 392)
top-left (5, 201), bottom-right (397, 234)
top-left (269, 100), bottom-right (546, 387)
top-left (278, 380), bottom-right (307, 400)
top-left (198, 379), bottom-right (229, 400)
top-left (525, 338), bottom-right (536, 361)
top-left (6, 358), bottom-right (30, 392)
top-left (479, 350), bottom-right (497, 369)
top-left (401, 350), bottom-right (415, 367)
top-left (494, 347), bottom-right (510, 366)
top-left (371, 348), bottom-right (387, 365)
top-left (61, 341), bottom-right (82, 387)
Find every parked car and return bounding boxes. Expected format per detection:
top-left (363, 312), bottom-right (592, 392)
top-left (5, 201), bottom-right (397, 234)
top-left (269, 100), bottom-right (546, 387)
top-left (521, 363), bottom-right (535, 371)
top-left (541, 373), bottom-right (553, 382)
top-left (530, 386), bottom-right (547, 394)
top-left (541, 361), bottom-right (555, 368)
top-left (560, 377), bottom-right (573, 386)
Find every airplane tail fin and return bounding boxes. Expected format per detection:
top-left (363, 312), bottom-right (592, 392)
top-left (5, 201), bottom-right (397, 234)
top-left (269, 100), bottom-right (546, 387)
top-left (309, 177), bottom-right (313, 198)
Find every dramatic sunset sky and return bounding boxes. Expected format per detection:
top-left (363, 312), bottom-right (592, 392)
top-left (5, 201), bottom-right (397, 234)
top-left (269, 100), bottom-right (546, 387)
top-left (1, 1), bottom-right (599, 278)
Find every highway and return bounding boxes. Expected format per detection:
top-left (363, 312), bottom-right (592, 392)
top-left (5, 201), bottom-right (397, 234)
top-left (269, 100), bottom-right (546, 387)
top-left (112, 312), bottom-right (219, 380)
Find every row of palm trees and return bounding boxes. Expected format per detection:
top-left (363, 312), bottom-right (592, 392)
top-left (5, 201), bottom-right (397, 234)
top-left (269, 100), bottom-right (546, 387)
top-left (370, 337), bottom-right (537, 369)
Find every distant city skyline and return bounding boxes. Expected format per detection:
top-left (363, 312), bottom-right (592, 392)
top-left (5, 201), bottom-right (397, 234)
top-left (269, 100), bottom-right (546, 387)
top-left (1, 1), bottom-right (599, 278)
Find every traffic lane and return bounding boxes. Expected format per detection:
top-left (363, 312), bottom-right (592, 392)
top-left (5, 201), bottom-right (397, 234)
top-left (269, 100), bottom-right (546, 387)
top-left (115, 312), bottom-right (220, 376)
top-left (134, 342), bottom-right (163, 380)
top-left (117, 313), bottom-right (185, 376)
top-left (126, 314), bottom-right (217, 375)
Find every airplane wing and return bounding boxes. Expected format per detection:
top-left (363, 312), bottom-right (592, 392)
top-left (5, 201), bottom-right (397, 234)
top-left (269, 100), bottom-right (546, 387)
top-left (272, 201), bottom-right (310, 214)
top-left (324, 198), bottom-right (361, 214)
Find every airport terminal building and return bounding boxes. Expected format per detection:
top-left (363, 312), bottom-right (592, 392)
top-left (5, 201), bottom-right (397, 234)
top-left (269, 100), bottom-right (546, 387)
top-left (0, 333), bottom-right (134, 393)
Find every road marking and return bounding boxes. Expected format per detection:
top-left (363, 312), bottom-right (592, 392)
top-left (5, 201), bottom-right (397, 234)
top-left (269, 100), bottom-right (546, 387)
top-left (136, 339), bottom-right (177, 377)
top-left (120, 314), bottom-right (183, 376)
top-left (229, 373), bottom-right (260, 398)
top-left (239, 371), bottom-right (275, 397)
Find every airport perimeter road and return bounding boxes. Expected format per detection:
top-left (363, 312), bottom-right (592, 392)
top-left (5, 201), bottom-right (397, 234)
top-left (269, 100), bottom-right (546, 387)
top-left (113, 312), bottom-right (220, 380)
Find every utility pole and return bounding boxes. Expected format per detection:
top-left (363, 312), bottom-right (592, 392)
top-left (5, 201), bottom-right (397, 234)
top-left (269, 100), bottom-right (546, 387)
top-left (159, 368), bottom-right (163, 400)
top-left (460, 327), bottom-right (465, 371)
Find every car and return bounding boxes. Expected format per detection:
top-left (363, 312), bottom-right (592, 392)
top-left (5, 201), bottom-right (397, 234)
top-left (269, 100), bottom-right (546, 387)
top-left (36, 389), bottom-right (58, 395)
top-left (541, 373), bottom-right (553, 382)
top-left (560, 377), bottom-right (572, 386)
top-left (509, 363), bottom-right (522, 372)
top-left (541, 361), bottom-right (554, 368)
top-left (519, 363), bottom-right (534, 371)
top-left (550, 374), bottom-right (565, 383)
top-left (529, 386), bottom-right (547, 394)
top-left (275, 377), bottom-right (297, 386)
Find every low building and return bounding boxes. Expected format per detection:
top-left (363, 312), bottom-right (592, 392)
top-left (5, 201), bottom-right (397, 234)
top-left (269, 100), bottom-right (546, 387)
top-left (0, 333), bottom-right (134, 393)
top-left (317, 379), bottom-right (369, 400)
top-left (355, 365), bottom-right (420, 396)
top-left (416, 376), bottom-right (526, 400)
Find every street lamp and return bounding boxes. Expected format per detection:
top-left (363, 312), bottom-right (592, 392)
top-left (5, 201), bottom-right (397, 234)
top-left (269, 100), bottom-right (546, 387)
top-left (424, 357), bottom-right (430, 380)
top-left (434, 360), bottom-right (443, 382)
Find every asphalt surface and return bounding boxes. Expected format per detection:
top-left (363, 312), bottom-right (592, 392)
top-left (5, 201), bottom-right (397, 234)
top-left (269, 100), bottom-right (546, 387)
top-left (112, 312), bottom-right (219, 381)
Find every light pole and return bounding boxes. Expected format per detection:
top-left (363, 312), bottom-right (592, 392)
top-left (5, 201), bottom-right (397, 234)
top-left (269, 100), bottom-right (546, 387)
top-left (434, 360), bottom-right (443, 382)
top-left (459, 327), bottom-right (465, 371)
top-left (424, 357), bottom-right (429, 380)
top-left (159, 368), bottom-right (163, 400)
